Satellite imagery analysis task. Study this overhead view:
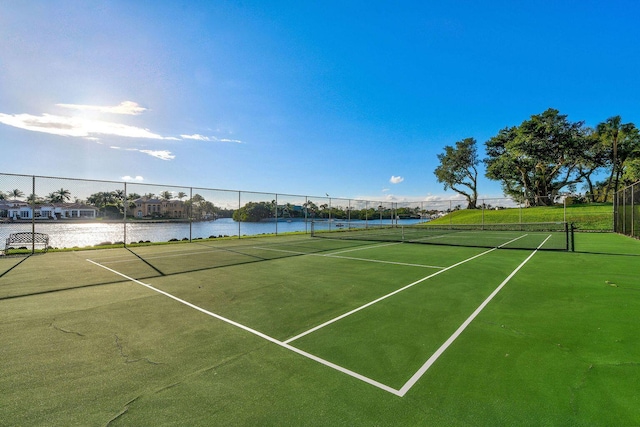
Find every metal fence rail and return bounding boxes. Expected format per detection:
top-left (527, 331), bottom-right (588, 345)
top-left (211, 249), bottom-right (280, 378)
top-left (615, 181), bottom-right (640, 239)
top-left (0, 172), bottom-right (614, 253)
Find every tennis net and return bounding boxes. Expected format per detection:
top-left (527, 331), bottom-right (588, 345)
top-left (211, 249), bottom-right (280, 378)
top-left (311, 221), bottom-right (575, 251)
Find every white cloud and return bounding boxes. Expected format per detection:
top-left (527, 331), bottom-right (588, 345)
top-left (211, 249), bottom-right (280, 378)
top-left (121, 175), bottom-right (144, 181)
top-left (0, 112), bottom-right (164, 139)
top-left (111, 146), bottom-right (175, 161)
top-left (181, 133), bottom-right (209, 141)
top-left (57, 101), bottom-right (147, 115)
top-left (181, 133), bottom-right (243, 143)
top-left (110, 146), bottom-right (139, 151)
top-left (390, 175), bottom-right (404, 184)
top-left (139, 149), bottom-right (175, 161)
top-left (0, 102), bottom-right (243, 164)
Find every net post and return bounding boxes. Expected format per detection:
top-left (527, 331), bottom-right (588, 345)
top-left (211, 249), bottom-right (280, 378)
top-left (570, 223), bottom-right (575, 252)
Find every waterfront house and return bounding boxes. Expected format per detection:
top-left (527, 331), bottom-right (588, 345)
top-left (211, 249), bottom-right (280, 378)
top-left (0, 200), bottom-right (97, 220)
top-left (133, 197), bottom-right (186, 219)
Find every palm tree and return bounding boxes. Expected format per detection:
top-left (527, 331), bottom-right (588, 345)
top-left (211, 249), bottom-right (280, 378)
top-left (47, 192), bottom-right (62, 203)
top-left (26, 193), bottom-right (42, 204)
top-left (177, 191), bottom-right (187, 200)
top-left (87, 191), bottom-right (116, 216)
top-left (319, 203), bottom-right (328, 218)
top-left (596, 116), bottom-right (640, 199)
top-left (303, 200), bottom-right (318, 218)
top-left (55, 188), bottom-right (71, 203)
top-left (8, 189), bottom-right (24, 200)
top-left (0, 191), bottom-right (5, 200)
top-left (160, 191), bottom-right (173, 200)
top-left (112, 189), bottom-right (125, 202)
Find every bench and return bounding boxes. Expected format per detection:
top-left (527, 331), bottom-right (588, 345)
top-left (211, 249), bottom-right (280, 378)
top-left (4, 232), bottom-right (50, 254)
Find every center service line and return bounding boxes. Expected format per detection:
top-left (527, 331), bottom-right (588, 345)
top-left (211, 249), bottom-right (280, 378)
top-left (285, 234), bottom-right (530, 344)
top-left (283, 246), bottom-right (500, 344)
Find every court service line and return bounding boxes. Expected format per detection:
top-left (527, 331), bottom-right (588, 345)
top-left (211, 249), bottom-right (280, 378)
top-left (324, 241), bottom-right (401, 255)
top-left (251, 246), bottom-right (445, 269)
top-left (322, 254), bottom-right (444, 269)
top-left (396, 234), bottom-right (552, 397)
top-left (85, 258), bottom-right (403, 397)
top-left (284, 234), bottom-right (529, 345)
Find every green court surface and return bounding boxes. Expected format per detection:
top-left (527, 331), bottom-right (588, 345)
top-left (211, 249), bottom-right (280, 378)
top-left (1, 233), bottom-right (639, 425)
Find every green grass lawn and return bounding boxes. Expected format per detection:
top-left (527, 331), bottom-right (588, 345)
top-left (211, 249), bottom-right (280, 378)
top-left (1, 233), bottom-right (639, 425)
top-left (430, 203), bottom-right (614, 231)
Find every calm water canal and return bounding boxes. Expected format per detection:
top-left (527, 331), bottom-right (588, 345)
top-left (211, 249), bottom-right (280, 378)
top-left (1, 218), bottom-right (424, 249)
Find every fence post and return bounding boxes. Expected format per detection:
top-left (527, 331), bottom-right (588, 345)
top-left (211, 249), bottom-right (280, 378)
top-left (304, 196), bottom-right (308, 234)
top-left (605, 190), bottom-right (620, 233)
top-left (631, 184), bottom-right (635, 237)
top-left (624, 185), bottom-right (627, 235)
top-left (123, 182), bottom-right (127, 247)
top-left (364, 201), bottom-right (367, 228)
top-left (31, 175), bottom-right (36, 254)
top-left (189, 187), bottom-right (193, 242)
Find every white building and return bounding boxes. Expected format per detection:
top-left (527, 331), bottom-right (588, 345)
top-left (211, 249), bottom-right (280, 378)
top-left (0, 201), bottom-right (97, 220)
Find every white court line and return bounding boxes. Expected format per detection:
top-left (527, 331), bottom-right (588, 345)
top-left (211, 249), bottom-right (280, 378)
top-left (97, 247), bottom-right (227, 265)
top-left (324, 241), bottom-right (401, 255)
top-left (252, 246), bottom-right (445, 269)
top-left (396, 234), bottom-right (551, 396)
top-left (284, 234), bottom-right (528, 344)
top-left (86, 258), bottom-right (403, 396)
top-left (322, 254), bottom-right (444, 269)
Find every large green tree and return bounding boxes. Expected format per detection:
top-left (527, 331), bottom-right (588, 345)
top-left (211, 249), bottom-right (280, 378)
top-left (622, 158), bottom-right (640, 185)
top-left (434, 137), bottom-right (479, 209)
top-left (232, 201), bottom-right (273, 222)
top-left (485, 108), bottom-right (588, 206)
top-left (576, 128), bottom-right (609, 202)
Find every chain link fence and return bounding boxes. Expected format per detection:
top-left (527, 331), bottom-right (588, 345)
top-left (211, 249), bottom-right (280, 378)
top-left (0, 173), bottom-right (614, 253)
top-left (615, 181), bottom-right (640, 239)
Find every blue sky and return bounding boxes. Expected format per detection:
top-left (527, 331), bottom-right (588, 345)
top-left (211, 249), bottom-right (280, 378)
top-left (1, 1), bottom-right (639, 203)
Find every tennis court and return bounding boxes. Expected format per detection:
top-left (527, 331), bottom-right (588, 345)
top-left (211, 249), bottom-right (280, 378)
top-left (1, 231), bottom-right (639, 425)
